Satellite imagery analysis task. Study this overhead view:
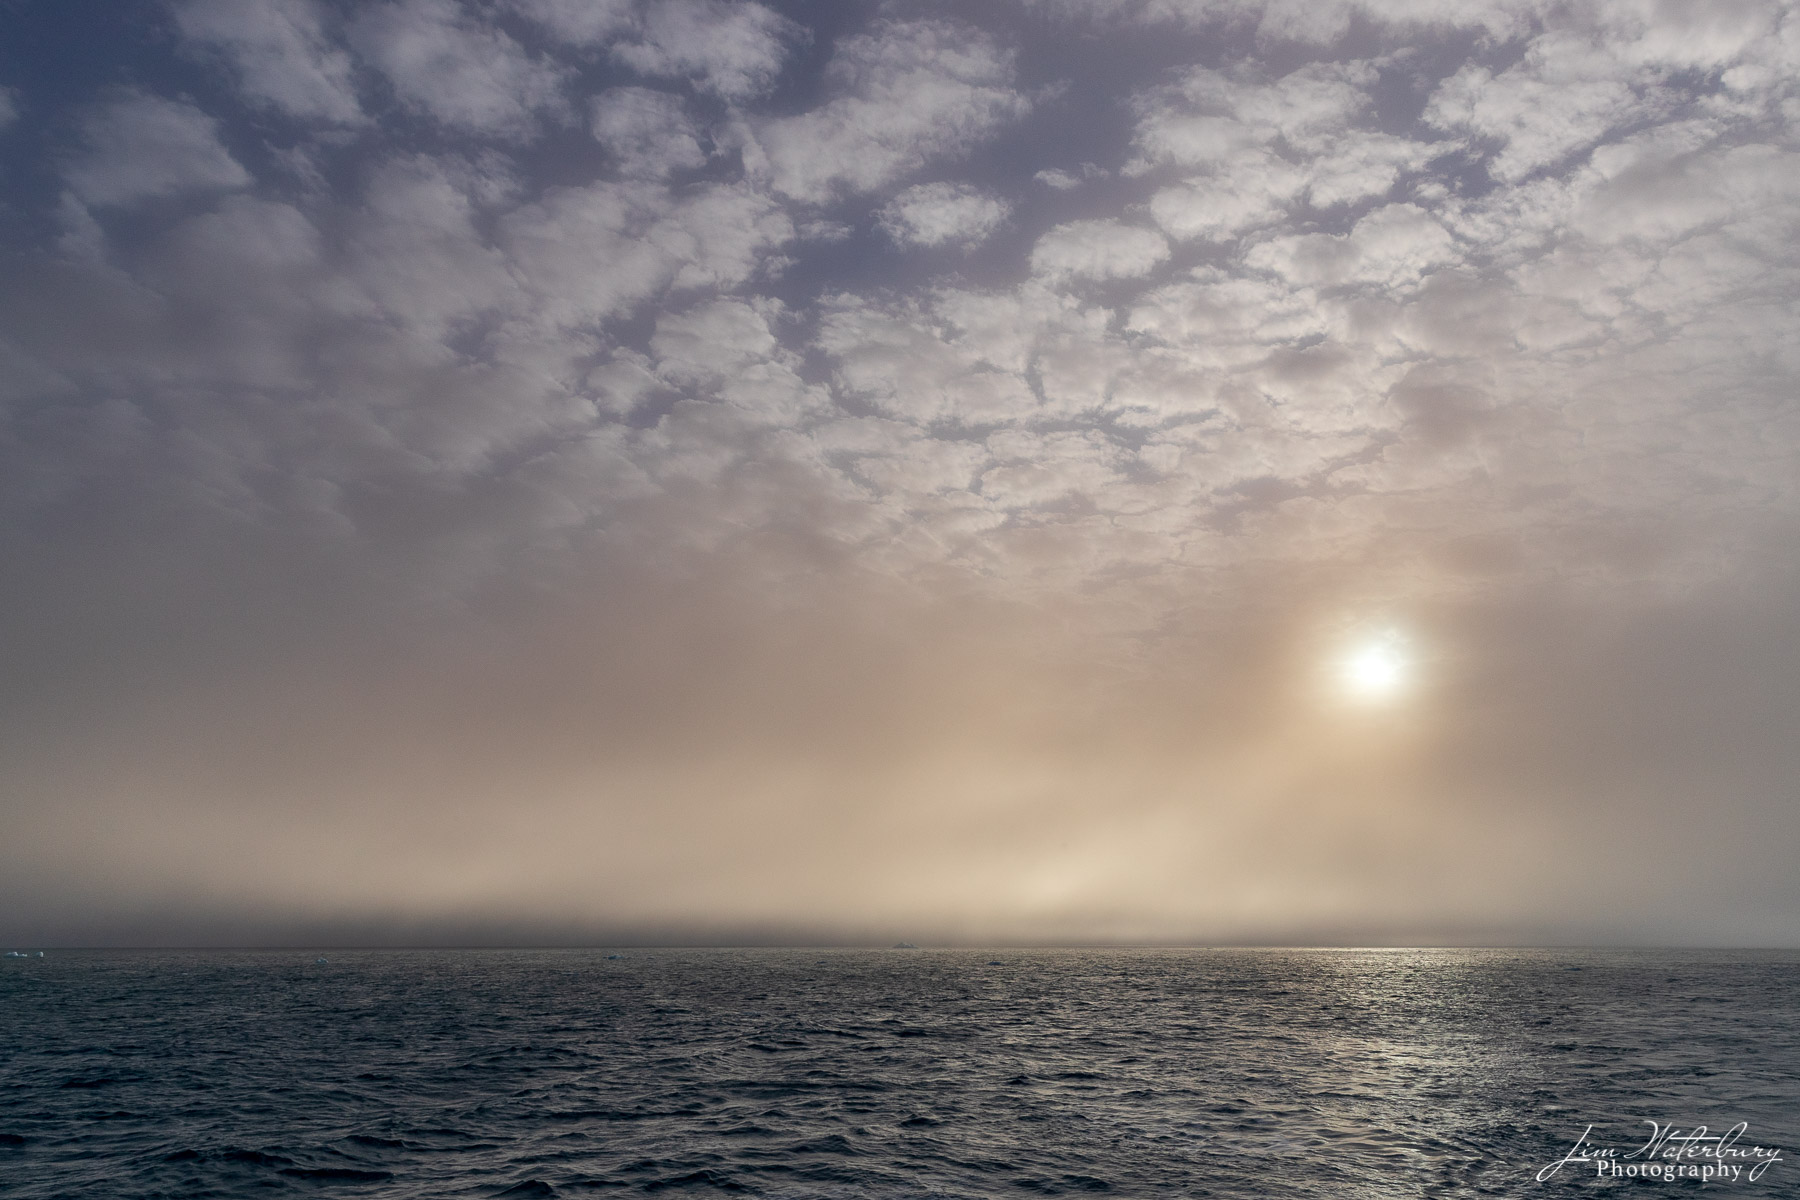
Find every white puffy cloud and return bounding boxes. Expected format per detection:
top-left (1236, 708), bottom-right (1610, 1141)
top-left (1426, 60), bottom-right (1637, 184)
top-left (173, 0), bottom-right (361, 123)
top-left (980, 429), bottom-right (1127, 510)
top-left (612, 0), bottom-right (802, 99)
top-left (35, 0), bottom-right (1798, 597)
top-left (752, 19), bottom-right (1030, 203)
top-left (1129, 62), bottom-right (1377, 170)
top-left (815, 283), bottom-right (1156, 436)
top-left (1148, 149), bottom-right (1305, 241)
top-left (877, 182), bottom-right (1011, 248)
top-left (508, 0), bottom-right (636, 46)
top-left (650, 299), bottom-right (826, 427)
top-left (1126, 269), bottom-right (1332, 364)
top-left (1245, 203), bottom-right (1458, 289)
top-left (837, 426), bottom-right (992, 501)
top-left (499, 181), bottom-right (679, 328)
top-left (156, 194), bottom-right (325, 300)
top-left (1024, 0), bottom-right (1547, 43)
top-left (1131, 62), bottom-right (1440, 242)
top-left (352, 0), bottom-right (568, 137)
top-left (341, 154), bottom-right (523, 340)
top-left (1423, 4), bottom-right (1782, 185)
top-left (1306, 132), bottom-right (1440, 207)
top-left (651, 298), bottom-right (780, 384)
top-left (656, 183), bottom-right (797, 292)
top-left (63, 92), bottom-right (250, 206)
top-left (1034, 163), bottom-right (1106, 190)
top-left (1590, 0), bottom-right (1779, 71)
top-left (590, 88), bottom-right (706, 178)
top-left (1031, 219), bottom-right (1170, 281)
top-left (501, 180), bottom-right (793, 330)
top-left (818, 294), bottom-right (1039, 426)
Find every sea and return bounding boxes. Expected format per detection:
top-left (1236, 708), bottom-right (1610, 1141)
top-left (2, 948), bottom-right (1795, 1198)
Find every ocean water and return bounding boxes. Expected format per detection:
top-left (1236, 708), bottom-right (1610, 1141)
top-left (2, 948), bottom-right (1795, 1198)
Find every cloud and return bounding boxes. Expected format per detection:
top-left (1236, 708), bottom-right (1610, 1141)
top-left (0, 86), bottom-right (19, 130)
top-left (1030, 219), bottom-right (1170, 281)
top-left (1128, 62), bottom-right (1378, 170)
top-left (649, 298), bottom-right (826, 427)
top-left (1306, 132), bottom-right (1440, 207)
top-left (817, 291), bottom-right (1041, 425)
top-left (341, 153), bottom-right (523, 342)
top-left (1592, 0), bottom-right (1779, 71)
top-left (815, 283), bottom-right (1160, 441)
top-left (1424, 4), bottom-right (1783, 184)
top-left (1126, 269), bottom-right (1331, 365)
top-left (752, 19), bottom-right (1031, 203)
top-left (508, 0), bottom-right (636, 46)
top-left (63, 91), bottom-right (250, 206)
top-left (8, 0), bottom-right (1800, 946)
top-left (1129, 62), bottom-right (1440, 242)
top-left (501, 179), bottom-right (793, 330)
top-left (1148, 149), bottom-right (1305, 241)
top-left (980, 428), bottom-right (1128, 510)
top-left (352, 0), bottom-right (568, 137)
top-left (1426, 59), bottom-right (1638, 184)
top-left (611, 0), bottom-right (803, 99)
top-left (650, 297), bottom-right (780, 383)
top-left (1246, 203), bottom-right (1458, 289)
top-left (1025, 0), bottom-right (1546, 44)
top-left (590, 87), bottom-right (707, 178)
top-left (876, 182), bottom-right (1012, 248)
top-left (173, 0), bottom-right (361, 123)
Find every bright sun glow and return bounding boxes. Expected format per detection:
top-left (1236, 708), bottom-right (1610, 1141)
top-left (1340, 635), bottom-right (1409, 701)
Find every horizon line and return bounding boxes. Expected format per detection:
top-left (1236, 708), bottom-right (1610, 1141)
top-left (10, 941), bottom-right (1800, 953)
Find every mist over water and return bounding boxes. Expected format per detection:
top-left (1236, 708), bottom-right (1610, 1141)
top-left (5, 0), bottom-right (1800, 948)
top-left (4, 948), bottom-right (1796, 1197)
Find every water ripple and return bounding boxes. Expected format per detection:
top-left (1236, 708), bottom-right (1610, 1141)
top-left (2, 949), bottom-right (1796, 1197)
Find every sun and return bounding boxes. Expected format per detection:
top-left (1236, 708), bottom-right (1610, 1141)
top-left (1339, 633), bottom-right (1409, 702)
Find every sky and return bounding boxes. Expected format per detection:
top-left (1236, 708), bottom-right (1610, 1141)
top-left (2, 0), bottom-right (1798, 948)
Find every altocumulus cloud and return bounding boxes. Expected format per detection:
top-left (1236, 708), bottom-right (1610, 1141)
top-left (2, 0), bottom-right (1800, 948)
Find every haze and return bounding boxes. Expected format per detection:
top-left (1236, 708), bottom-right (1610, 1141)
top-left (2, 0), bottom-right (1798, 948)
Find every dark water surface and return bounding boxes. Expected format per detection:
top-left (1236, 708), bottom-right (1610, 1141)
top-left (2, 948), bottom-right (1795, 1197)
